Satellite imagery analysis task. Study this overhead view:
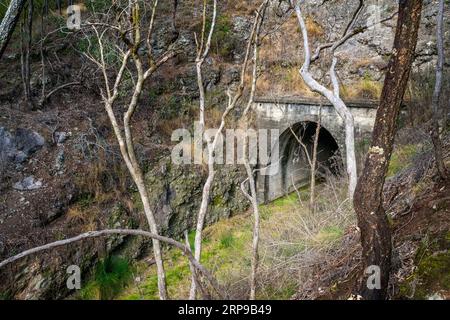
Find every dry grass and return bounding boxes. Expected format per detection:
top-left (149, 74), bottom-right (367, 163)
top-left (341, 78), bottom-right (383, 100)
top-left (156, 116), bottom-right (189, 138)
top-left (257, 65), bottom-right (317, 97)
top-left (305, 15), bottom-right (325, 39)
top-left (205, 107), bottom-right (226, 129)
top-left (252, 175), bottom-right (355, 299)
top-left (74, 149), bottom-right (128, 205)
top-left (228, 0), bottom-right (261, 15)
top-left (71, 140), bottom-right (132, 231)
top-left (118, 175), bottom-right (356, 300)
top-left (353, 58), bottom-right (375, 70)
top-left (67, 205), bottom-right (100, 231)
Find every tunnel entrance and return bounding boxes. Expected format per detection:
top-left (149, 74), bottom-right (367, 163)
top-left (263, 122), bottom-right (341, 202)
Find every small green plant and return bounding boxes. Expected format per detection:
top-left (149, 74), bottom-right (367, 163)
top-left (219, 231), bottom-right (235, 249)
top-left (0, 291), bottom-right (11, 300)
top-left (198, 14), bottom-right (236, 60)
top-left (76, 194), bottom-right (95, 210)
top-left (187, 230), bottom-right (196, 251)
top-left (79, 256), bottom-right (134, 300)
top-left (398, 232), bottom-right (450, 299)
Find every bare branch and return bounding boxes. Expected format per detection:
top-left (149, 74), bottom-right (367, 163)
top-left (0, 229), bottom-right (226, 299)
top-left (311, 10), bottom-right (398, 63)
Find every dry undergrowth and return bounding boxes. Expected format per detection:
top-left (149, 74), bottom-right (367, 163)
top-left (117, 174), bottom-right (356, 300)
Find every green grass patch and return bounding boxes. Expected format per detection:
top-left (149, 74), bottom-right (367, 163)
top-left (219, 231), bottom-right (235, 249)
top-left (314, 226), bottom-right (344, 245)
top-left (78, 256), bottom-right (134, 300)
top-left (388, 144), bottom-right (420, 177)
top-left (398, 232), bottom-right (450, 299)
top-left (262, 191), bottom-right (304, 212)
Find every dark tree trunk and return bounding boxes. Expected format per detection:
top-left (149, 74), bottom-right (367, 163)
top-left (0, 0), bottom-right (28, 59)
top-left (172, 0), bottom-right (178, 32)
top-left (353, 0), bottom-right (423, 300)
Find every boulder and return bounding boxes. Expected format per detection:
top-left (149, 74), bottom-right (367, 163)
top-left (13, 176), bottom-right (43, 191)
top-left (0, 127), bottom-right (45, 166)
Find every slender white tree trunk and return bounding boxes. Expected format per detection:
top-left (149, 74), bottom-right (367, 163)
top-left (190, 0), bottom-right (218, 299)
top-left (309, 106), bottom-right (321, 214)
top-left (293, 2), bottom-right (358, 199)
top-left (190, 0), bottom-right (262, 298)
top-left (242, 2), bottom-right (268, 299)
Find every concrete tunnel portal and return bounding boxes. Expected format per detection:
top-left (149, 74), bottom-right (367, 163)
top-left (260, 121), bottom-right (342, 203)
top-left (253, 96), bottom-right (377, 203)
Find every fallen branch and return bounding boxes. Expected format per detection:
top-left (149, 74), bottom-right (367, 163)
top-left (0, 228), bottom-right (226, 299)
top-left (39, 81), bottom-right (81, 106)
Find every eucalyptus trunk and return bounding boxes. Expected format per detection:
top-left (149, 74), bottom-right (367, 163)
top-left (354, 0), bottom-right (423, 300)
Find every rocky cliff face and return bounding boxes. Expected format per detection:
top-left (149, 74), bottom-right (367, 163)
top-left (0, 0), bottom-right (447, 299)
top-left (254, 0), bottom-right (448, 98)
top-left (145, 157), bottom-right (248, 239)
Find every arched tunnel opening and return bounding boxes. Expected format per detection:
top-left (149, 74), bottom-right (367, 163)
top-left (263, 122), bottom-right (342, 202)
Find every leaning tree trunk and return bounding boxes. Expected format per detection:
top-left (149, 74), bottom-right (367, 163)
top-left (0, 0), bottom-right (28, 59)
top-left (353, 0), bottom-right (423, 300)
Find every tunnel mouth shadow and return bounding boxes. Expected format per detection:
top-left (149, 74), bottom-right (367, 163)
top-left (263, 121), bottom-right (343, 202)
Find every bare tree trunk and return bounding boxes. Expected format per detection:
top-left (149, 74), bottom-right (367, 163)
top-left (39, 3), bottom-right (46, 103)
top-left (172, 0), bottom-right (178, 32)
top-left (430, 0), bottom-right (447, 180)
top-left (82, 1), bottom-right (180, 299)
top-left (195, 0), bottom-right (217, 131)
top-left (309, 106), bottom-right (321, 214)
top-left (353, 0), bottom-right (423, 300)
top-left (190, 0), bottom-right (262, 298)
top-left (293, 2), bottom-right (358, 200)
top-left (241, 1), bottom-right (268, 300)
top-left (190, 0), bottom-right (218, 299)
top-left (0, 0), bottom-right (27, 59)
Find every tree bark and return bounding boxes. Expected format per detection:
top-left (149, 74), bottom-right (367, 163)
top-left (0, 0), bottom-right (27, 59)
top-left (430, 0), bottom-right (447, 180)
top-left (353, 0), bottom-right (423, 300)
top-left (190, 0), bottom-right (218, 299)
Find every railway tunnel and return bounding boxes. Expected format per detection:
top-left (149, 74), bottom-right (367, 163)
top-left (253, 96), bottom-right (377, 203)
